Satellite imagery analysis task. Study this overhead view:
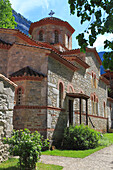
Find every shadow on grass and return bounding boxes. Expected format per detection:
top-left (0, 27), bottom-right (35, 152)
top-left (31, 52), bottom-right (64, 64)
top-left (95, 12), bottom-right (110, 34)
top-left (0, 167), bottom-right (19, 170)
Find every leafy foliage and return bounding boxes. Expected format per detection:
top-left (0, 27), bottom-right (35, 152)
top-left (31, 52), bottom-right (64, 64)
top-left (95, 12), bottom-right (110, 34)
top-left (0, 0), bottom-right (17, 29)
top-left (4, 129), bottom-right (49, 170)
top-left (62, 124), bottom-right (100, 150)
top-left (68, 0), bottom-right (113, 70)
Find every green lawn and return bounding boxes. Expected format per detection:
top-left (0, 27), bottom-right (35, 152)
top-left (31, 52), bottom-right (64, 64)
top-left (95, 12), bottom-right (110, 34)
top-left (0, 158), bottom-right (63, 170)
top-left (1, 133), bottom-right (113, 169)
top-left (42, 133), bottom-right (113, 158)
top-left (103, 133), bottom-right (113, 143)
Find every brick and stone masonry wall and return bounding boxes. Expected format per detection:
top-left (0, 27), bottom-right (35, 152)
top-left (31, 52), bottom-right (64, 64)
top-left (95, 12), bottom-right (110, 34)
top-left (107, 98), bottom-right (113, 130)
top-left (32, 24), bottom-right (72, 50)
top-left (0, 49), bottom-right (8, 77)
top-left (8, 44), bottom-right (50, 76)
top-left (0, 74), bottom-right (16, 163)
top-left (13, 78), bottom-right (48, 138)
top-left (47, 52), bottom-right (109, 140)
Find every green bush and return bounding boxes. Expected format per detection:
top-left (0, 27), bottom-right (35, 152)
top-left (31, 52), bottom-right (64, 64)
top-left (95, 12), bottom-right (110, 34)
top-left (4, 129), bottom-right (49, 170)
top-left (62, 124), bottom-right (100, 150)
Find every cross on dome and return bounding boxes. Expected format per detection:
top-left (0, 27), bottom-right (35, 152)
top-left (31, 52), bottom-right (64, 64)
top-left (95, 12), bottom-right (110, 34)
top-left (48, 10), bottom-right (55, 17)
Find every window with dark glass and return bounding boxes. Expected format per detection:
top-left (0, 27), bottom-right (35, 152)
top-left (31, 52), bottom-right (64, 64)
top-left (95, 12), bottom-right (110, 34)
top-left (54, 30), bottom-right (59, 43)
top-left (39, 30), bottom-right (43, 41)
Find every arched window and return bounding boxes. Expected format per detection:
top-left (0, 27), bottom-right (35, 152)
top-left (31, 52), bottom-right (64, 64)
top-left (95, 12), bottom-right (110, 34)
top-left (103, 101), bottom-right (106, 117)
top-left (91, 94), bottom-right (94, 114)
top-left (94, 74), bottom-right (97, 88)
top-left (96, 97), bottom-right (99, 115)
top-left (91, 72), bottom-right (97, 88)
top-left (39, 30), bottom-right (43, 41)
top-left (91, 72), bottom-right (94, 87)
top-left (59, 82), bottom-right (63, 108)
top-left (94, 94), bottom-right (96, 115)
top-left (54, 30), bottom-right (59, 43)
top-left (17, 88), bottom-right (22, 105)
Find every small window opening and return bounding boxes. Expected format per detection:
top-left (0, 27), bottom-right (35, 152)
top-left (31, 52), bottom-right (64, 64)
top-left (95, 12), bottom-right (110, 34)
top-left (17, 88), bottom-right (22, 105)
top-left (39, 30), bottom-right (43, 41)
top-left (54, 30), bottom-right (59, 43)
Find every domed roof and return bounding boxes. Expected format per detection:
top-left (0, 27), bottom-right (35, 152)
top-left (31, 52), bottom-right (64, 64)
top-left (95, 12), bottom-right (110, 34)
top-left (29, 17), bottom-right (75, 34)
top-left (39, 17), bottom-right (63, 22)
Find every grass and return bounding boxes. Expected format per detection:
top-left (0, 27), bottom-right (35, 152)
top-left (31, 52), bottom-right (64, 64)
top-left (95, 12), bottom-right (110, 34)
top-left (0, 158), bottom-right (63, 170)
top-left (42, 146), bottom-right (105, 158)
top-left (42, 133), bottom-right (113, 158)
top-left (103, 133), bottom-right (113, 143)
top-left (1, 133), bottom-right (113, 169)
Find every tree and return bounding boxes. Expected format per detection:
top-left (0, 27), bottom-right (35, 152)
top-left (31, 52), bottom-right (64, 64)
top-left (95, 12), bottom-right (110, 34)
top-left (0, 0), bottom-right (17, 29)
top-left (68, 0), bottom-right (113, 70)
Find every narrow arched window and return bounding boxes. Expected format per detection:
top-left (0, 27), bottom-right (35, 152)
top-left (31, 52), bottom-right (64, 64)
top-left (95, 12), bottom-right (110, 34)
top-left (17, 88), bottom-right (22, 105)
top-left (39, 30), bottom-right (43, 41)
top-left (91, 95), bottom-right (94, 115)
top-left (59, 82), bottom-right (63, 108)
top-left (103, 101), bottom-right (106, 117)
top-left (54, 30), bottom-right (59, 44)
top-left (94, 94), bottom-right (96, 115)
top-left (96, 97), bottom-right (99, 116)
top-left (94, 74), bottom-right (97, 88)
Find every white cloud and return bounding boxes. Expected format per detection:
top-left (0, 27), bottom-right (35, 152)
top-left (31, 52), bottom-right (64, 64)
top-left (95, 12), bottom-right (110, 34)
top-left (10, 0), bottom-right (50, 15)
top-left (93, 33), bottom-right (113, 52)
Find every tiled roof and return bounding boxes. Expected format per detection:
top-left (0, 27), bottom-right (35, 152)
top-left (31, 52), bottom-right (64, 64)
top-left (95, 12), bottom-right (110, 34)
top-left (0, 74), bottom-right (17, 87)
top-left (62, 48), bottom-right (102, 65)
top-left (0, 39), bottom-right (12, 45)
top-left (10, 66), bottom-right (46, 77)
top-left (39, 17), bottom-right (63, 22)
top-left (0, 39), bottom-right (12, 49)
top-left (29, 17), bottom-right (75, 34)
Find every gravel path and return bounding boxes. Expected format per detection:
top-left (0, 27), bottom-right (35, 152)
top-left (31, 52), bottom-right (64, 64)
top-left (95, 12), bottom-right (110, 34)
top-left (40, 145), bottom-right (113, 170)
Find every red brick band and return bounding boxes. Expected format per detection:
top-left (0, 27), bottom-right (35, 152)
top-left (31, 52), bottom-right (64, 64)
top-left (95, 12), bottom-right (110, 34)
top-left (75, 112), bottom-right (107, 120)
top-left (14, 105), bottom-right (65, 111)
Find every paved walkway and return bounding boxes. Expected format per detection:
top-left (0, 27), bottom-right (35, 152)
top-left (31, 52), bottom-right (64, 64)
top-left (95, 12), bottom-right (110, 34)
top-left (40, 145), bottom-right (113, 170)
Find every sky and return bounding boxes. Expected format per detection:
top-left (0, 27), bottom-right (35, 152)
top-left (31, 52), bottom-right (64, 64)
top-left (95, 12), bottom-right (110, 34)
top-left (10, 0), bottom-right (113, 52)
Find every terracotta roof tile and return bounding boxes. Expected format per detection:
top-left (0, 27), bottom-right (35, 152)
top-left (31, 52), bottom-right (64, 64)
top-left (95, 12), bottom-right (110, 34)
top-left (10, 66), bottom-right (46, 78)
top-left (29, 17), bottom-right (75, 34)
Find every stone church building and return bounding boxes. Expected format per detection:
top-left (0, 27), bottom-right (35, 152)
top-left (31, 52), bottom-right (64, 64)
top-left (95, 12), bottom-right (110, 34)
top-left (0, 16), bottom-right (113, 142)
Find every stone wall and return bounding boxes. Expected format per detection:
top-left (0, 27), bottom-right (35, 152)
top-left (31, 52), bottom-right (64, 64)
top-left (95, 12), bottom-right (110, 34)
top-left (32, 24), bottom-right (72, 50)
top-left (47, 52), bottom-right (109, 141)
top-left (0, 29), bottom-right (30, 45)
top-left (107, 98), bottom-right (113, 129)
top-left (8, 44), bottom-right (50, 76)
top-left (13, 78), bottom-right (47, 138)
top-left (14, 108), bottom-right (47, 138)
top-left (0, 49), bottom-right (8, 77)
top-left (0, 74), bottom-right (16, 163)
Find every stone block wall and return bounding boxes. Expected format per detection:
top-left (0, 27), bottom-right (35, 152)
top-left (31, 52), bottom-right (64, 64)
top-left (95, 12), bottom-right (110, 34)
top-left (74, 113), bottom-right (108, 133)
top-left (47, 52), bottom-right (110, 141)
top-left (32, 24), bottom-right (72, 50)
top-left (107, 98), bottom-right (113, 129)
top-left (0, 29), bottom-right (30, 45)
top-left (13, 78), bottom-right (47, 137)
top-left (0, 75), bottom-right (16, 163)
top-left (0, 49), bottom-right (8, 77)
top-left (14, 108), bottom-right (47, 138)
top-left (8, 44), bottom-right (50, 76)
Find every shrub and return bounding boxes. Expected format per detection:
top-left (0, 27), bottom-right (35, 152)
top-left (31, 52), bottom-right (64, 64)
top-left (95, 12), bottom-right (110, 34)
top-left (62, 124), bottom-right (100, 150)
top-left (4, 129), bottom-right (49, 170)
